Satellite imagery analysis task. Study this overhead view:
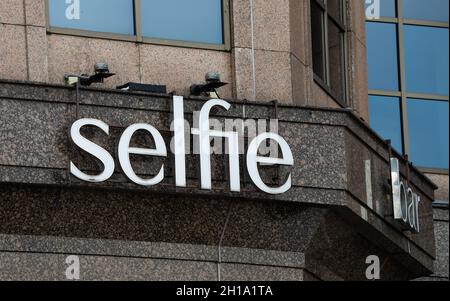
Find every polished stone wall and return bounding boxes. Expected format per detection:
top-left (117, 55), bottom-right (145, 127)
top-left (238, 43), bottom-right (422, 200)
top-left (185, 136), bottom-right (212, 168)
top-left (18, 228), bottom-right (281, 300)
top-left (0, 81), bottom-right (439, 280)
top-left (0, 233), bottom-right (317, 281)
top-left (0, 0), bottom-right (447, 281)
top-left (429, 205), bottom-right (449, 281)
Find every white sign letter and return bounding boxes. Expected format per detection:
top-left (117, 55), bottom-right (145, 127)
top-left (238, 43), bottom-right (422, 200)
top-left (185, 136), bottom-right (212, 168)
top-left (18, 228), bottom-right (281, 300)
top-left (70, 119), bottom-right (115, 183)
top-left (118, 124), bottom-right (167, 186)
top-left (247, 133), bottom-right (294, 195)
top-left (173, 96), bottom-right (187, 187)
top-left (192, 99), bottom-right (241, 192)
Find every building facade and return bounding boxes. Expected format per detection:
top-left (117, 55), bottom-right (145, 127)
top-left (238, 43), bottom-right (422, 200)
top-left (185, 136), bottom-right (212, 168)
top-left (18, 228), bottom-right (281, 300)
top-left (0, 0), bottom-right (448, 281)
top-left (365, 0), bottom-right (449, 281)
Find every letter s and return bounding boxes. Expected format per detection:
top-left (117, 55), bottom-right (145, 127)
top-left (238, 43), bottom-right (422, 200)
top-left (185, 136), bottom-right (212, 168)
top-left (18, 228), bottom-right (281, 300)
top-left (70, 119), bottom-right (115, 182)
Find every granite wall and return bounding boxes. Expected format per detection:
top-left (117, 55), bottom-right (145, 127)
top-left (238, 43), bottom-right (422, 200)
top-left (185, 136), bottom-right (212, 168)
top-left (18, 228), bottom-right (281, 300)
top-left (0, 80), bottom-right (439, 280)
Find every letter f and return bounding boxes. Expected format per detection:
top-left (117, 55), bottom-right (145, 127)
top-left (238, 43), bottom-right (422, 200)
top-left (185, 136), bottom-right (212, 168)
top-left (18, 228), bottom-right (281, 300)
top-left (192, 99), bottom-right (241, 192)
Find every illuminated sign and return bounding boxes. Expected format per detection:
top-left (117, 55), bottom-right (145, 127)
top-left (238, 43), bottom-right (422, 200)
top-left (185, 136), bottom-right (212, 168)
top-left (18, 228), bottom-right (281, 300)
top-left (69, 96), bottom-right (294, 195)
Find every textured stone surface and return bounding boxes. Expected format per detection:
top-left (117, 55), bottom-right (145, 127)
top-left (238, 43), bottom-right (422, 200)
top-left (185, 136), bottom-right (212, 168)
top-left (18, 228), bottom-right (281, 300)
top-left (0, 233), bottom-right (311, 281)
top-left (349, 36), bottom-right (369, 121)
top-left (232, 47), bottom-right (255, 101)
top-left (231, 0), bottom-right (290, 52)
top-left (348, 0), bottom-right (367, 45)
top-left (47, 35), bottom-right (141, 88)
top-left (0, 234), bottom-right (218, 262)
top-left (26, 25), bottom-right (48, 82)
top-left (306, 210), bottom-right (424, 281)
top-left (432, 207), bottom-right (449, 280)
top-left (289, 0), bottom-right (308, 65)
top-left (0, 252), bottom-right (218, 281)
top-left (0, 81), bottom-right (439, 280)
top-left (426, 174), bottom-right (449, 202)
top-left (24, 0), bottom-right (46, 27)
top-left (233, 47), bottom-right (294, 103)
top-left (231, 0), bottom-right (252, 49)
top-left (139, 43), bottom-right (232, 98)
top-left (291, 55), bottom-right (309, 106)
top-left (251, 0), bottom-right (291, 52)
top-left (253, 49), bottom-right (292, 104)
top-left (0, 0), bottom-right (24, 25)
top-left (0, 24), bottom-right (27, 80)
top-left (219, 264), bottom-right (304, 281)
top-left (310, 81), bottom-right (340, 109)
top-left (433, 219), bottom-right (449, 279)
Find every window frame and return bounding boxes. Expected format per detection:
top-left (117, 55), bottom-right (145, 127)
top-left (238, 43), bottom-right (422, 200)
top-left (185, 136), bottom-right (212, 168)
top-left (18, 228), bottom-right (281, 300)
top-left (366, 0), bottom-right (450, 174)
top-left (45, 0), bottom-right (231, 51)
top-left (311, 0), bottom-right (349, 107)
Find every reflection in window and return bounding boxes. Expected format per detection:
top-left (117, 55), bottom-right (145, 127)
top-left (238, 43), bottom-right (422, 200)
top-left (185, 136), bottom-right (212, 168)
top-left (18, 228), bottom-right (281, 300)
top-left (407, 99), bottom-right (449, 169)
top-left (404, 25), bottom-right (449, 96)
top-left (141, 0), bottom-right (224, 45)
top-left (47, 0), bottom-right (227, 47)
top-left (48, 0), bottom-right (135, 35)
top-left (369, 95), bottom-right (404, 154)
top-left (366, 0), bottom-right (449, 171)
top-left (366, 22), bottom-right (399, 91)
top-left (380, 0), bottom-right (397, 18)
top-left (403, 0), bottom-right (449, 22)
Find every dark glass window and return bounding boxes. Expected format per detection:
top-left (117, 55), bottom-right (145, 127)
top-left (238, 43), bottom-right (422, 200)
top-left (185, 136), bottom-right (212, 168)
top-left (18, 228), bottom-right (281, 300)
top-left (366, 22), bottom-right (399, 91)
top-left (403, 0), bottom-right (449, 22)
top-left (327, 0), bottom-right (342, 21)
top-left (328, 19), bottom-right (344, 100)
top-left (141, 0), bottom-right (224, 45)
top-left (404, 25), bottom-right (449, 96)
top-left (48, 0), bottom-right (135, 35)
top-left (407, 99), bottom-right (449, 169)
top-left (310, 0), bottom-right (347, 104)
top-left (311, 0), bottom-right (326, 80)
top-left (369, 96), bottom-right (404, 153)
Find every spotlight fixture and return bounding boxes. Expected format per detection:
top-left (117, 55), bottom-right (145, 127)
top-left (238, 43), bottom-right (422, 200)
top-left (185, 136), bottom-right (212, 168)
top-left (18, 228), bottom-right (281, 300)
top-left (64, 63), bottom-right (115, 86)
top-left (190, 72), bottom-right (228, 98)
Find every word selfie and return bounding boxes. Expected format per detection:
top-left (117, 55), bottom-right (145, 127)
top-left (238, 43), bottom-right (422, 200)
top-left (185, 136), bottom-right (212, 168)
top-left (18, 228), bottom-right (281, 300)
top-left (69, 96), bottom-right (294, 195)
